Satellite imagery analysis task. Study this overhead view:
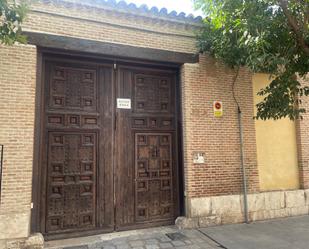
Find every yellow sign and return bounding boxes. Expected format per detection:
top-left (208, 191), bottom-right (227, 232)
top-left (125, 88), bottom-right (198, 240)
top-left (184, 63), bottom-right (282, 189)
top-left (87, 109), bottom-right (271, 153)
top-left (213, 101), bottom-right (223, 117)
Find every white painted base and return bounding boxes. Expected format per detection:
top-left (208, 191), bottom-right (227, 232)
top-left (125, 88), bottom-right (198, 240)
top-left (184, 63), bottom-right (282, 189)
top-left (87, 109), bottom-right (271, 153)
top-left (0, 234), bottom-right (44, 249)
top-left (177, 189), bottom-right (309, 228)
top-left (0, 211), bottom-right (30, 240)
top-left (0, 210), bottom-right (44, 249)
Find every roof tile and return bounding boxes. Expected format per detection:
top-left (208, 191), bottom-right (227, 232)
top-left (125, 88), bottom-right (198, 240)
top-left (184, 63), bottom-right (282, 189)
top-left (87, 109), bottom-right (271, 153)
top-left (48, 0), bottom-right (203, 23)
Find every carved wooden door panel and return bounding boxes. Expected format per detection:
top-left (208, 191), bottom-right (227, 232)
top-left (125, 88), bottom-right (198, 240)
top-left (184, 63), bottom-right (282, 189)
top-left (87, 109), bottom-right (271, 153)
top-left (135, 133), bottom-right (174, 221)
top-left (40, 58), bottom-right (179, 237)
top-left (41, 59), bottom-right (114, 236)
top-left (47, 132), bottom-right (97, 232)
top-left (115, 66), bottom-right (179, 230)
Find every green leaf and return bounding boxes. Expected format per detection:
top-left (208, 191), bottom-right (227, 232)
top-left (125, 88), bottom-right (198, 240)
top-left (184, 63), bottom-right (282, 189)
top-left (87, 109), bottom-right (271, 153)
top-left (194, 0), bottom-right (309, 120)
top-left (0, 0), bottom-right (29, 45)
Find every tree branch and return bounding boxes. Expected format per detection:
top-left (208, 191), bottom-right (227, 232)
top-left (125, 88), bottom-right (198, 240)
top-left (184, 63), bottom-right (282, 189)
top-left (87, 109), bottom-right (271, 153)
top-left (278, 0), bottom-right (309, 56)
top-left (305, 3), bottom-right (309, 28)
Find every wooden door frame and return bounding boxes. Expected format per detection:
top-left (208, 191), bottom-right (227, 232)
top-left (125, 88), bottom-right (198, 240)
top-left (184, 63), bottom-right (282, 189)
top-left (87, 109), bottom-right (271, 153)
top-left (31, 48), bottom-right (186, 238)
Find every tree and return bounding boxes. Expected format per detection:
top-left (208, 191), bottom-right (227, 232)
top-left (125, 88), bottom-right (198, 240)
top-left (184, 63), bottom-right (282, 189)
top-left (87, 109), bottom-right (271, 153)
top-left (194, 0), bottom-right (309, 120)
top-left (0, 0), bottom-right (28, 45)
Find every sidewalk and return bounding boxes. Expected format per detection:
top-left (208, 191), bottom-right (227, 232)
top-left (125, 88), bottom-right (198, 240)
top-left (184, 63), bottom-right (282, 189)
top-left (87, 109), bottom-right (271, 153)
top-left (201, 215), bottom-right (309, 249)
top-left (45, 226), bottom-right (222, 249)
top-left (45, 215), bottom-right (309, 249)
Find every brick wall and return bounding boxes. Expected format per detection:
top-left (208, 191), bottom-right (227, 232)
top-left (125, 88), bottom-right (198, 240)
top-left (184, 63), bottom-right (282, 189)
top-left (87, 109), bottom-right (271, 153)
top-left (1, 0), bottom-right (308, 245)
top-left (29, 1), bottom-right (199, 36)
top-left (23, 1), bottom-right (199, 54)
top-left (181, 55), bottom-right (259, 199)
top-left (0, 44), bottom-right (37, 240)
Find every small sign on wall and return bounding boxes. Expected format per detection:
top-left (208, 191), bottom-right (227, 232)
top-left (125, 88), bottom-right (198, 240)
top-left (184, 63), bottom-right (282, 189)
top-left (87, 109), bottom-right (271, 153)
top-left (193, 152), bottom-right (206, 164)
top-left (213, 101), bottom-right (223, 117)
top-left (117, 98), bottom-right (131, 109)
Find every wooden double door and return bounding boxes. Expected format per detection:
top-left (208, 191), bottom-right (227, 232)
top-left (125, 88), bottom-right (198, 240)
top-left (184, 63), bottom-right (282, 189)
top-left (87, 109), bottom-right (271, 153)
top-left (38, 56), bottom-right (180, 237)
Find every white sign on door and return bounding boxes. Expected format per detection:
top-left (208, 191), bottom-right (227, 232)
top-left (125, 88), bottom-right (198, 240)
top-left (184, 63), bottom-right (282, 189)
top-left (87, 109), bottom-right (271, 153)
top-left (117, 98), bottom-right (131, 109)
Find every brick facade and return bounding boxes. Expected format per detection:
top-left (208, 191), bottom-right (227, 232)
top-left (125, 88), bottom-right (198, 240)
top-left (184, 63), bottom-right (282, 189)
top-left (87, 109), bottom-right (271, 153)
top-left (181, 56), bottom-right (259, 199)
top-left (0, 0), bottom-right (307, 247)
top-left (23, 1), bottom-right (199, 54)
top-left (0, 45), bottom-right (37, 243)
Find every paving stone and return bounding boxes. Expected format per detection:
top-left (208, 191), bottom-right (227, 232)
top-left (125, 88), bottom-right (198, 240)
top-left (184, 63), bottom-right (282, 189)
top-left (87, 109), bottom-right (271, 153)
top-left (102, 246), bottom-right (116, 249)
top-left (191, 238), bottom-right (204, 243)
top-left (173, 247), bottom-right (190, 249)
top-left (180, 230), bottom-right (201, 239)
top-left (184, 240), bottom-right (193, 245)
top-left (158, 236), bottom-right (172, 243)
top-left (166, 233), bottom-right (187, 241)
top-left (159, 242), bottom-right (173, 248)
top-left (44, 226), bottom-right (218, 249)
top-left (112, 239), bottom-right (128, 244)
top-left (116, 244), bottom-right (130, 249)
top-left (129, 240), bottom-right (144, 247)
top-left (48, 218), bottom-right (309, 249)
top-left (145, 245), bottom-right (159, 249)
top-left (104, 243), bottom-right (116, 246)
top-left (171, 241), bottom-right (186, 246)
top-left (128, 236), bottom-right (141, 241)
top-left (145, 239), bottom-right (159, 245)
top-left (88, 243), bottom-right (100, 249)
top-left (186, 245), bottom-right (201, 249)
top-left (143, 234), bottom-right (159, 239)
top-left (64, 246), bottom-right (88, 249)
top-left (197, 245), bottom-right (215, 249)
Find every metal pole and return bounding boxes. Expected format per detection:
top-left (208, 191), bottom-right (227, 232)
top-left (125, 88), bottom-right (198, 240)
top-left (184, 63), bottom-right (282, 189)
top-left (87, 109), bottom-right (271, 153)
top-left (238, 108), bottom-right (249, 223)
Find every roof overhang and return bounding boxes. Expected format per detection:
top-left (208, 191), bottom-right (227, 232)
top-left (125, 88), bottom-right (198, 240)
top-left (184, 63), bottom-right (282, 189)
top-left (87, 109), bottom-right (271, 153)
top-left (25, 31), bottom-right (199, 64)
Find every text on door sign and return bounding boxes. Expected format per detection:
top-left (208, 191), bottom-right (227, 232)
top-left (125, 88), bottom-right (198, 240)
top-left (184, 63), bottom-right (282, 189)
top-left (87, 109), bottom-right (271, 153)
top-left (117, 98), bottom-right (131, 109)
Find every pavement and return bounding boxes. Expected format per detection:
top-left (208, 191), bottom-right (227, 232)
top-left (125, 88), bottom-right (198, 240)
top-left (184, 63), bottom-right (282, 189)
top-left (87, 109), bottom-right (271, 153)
top-left (200, 215), bottom-right (309, 249)
top-left (45, 226), bottom-right (222, 249)
top-left (45, 215), bottom-right (309, 249)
